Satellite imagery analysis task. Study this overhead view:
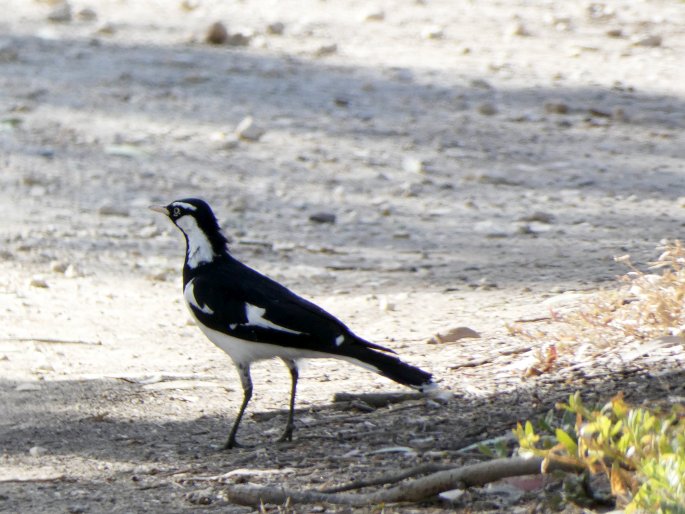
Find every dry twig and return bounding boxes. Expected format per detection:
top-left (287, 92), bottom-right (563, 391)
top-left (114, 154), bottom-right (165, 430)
top-left (220, 457), bottom-right (580, 506)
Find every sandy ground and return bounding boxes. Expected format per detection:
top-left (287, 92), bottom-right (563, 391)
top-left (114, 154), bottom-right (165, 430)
top-left (1, 0), bottom-right (684, 512)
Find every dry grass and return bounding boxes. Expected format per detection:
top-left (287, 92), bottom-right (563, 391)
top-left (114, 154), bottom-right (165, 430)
top-left (509, 240), bottom-right (685, 362)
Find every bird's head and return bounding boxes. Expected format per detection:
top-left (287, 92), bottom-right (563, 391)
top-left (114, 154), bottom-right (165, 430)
top-left (150, 198), bottom-right (229, 267)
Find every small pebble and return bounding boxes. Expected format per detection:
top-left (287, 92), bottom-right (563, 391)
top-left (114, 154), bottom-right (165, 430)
top-left (544, 101), bottom-right (569, 114)
top-left (47, 2), bottom-right (72, 23)
top-left (362, 10), bottom-right (385, 22)
top-left (470, 78), bottom-right (493, 90)
top-left (632, 34), bottom-right (662, 47)
top-left (314, 43), bottom-right (338, 57)
top-left (205, 21), bottom-right (228, 45)
top-left (378, 296), bottom-right (395, 312)
top-left (309, 212), bottom-right (336, 224)
top-left (606, 28), bottom-right (623, 38)
top-left (95, 22), bottom-right (116, 35)
top-left (226, 31), bottom-right (252, 47)
top-left (507, 21), bottom-right (529, 37)
top-left (29, 446), bottom-right (48, 457)
top-left (421, 26), bottom-right (444, 39)
top-left (439, 489), bottom-right (466, 503)
top-left (520, 211), bottom-right (555, 224)
top-left (235, 116), bottom-right (264, 141)
top-left (50, 260), bottom-right (68, 273)
top-left (180, 0), bottom-right (200, 11)
top-left (30, 276), bottom-right (49, 288)
top-left (402, 156), bottom-right (425, 174)
top-left (477, 102), bottom-right (497, 116)
top-left (64, 264), bottom-right (81, 278)
top-left (76, 7), bottom-right (97, 21)
top-left (266, 22), bottom-right (285, 35)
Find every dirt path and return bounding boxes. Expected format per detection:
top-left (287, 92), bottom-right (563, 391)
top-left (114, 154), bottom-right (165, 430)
top-left (1, 0), bottom-right (684, 511)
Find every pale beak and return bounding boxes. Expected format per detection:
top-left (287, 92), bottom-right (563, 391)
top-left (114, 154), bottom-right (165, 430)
top-left (149, 205), bottom-right (169, 215)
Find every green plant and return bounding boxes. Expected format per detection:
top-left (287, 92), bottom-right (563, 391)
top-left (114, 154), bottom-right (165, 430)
top-left (514, 392), bottom-right (685, 512)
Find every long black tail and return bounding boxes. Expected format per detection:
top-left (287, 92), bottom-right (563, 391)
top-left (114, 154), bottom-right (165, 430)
top-left (342, 340), bottom-right (435, 392)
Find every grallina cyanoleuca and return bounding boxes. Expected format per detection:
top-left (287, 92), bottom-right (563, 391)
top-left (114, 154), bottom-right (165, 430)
top-left (150, 198), bottom-right (438, 449)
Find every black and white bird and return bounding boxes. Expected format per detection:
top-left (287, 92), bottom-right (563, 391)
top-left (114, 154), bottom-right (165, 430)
top-left (150, 198), bottom-right (439, 449)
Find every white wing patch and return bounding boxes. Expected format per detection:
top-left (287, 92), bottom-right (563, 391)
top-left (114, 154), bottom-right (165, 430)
top-left (335, 335), bottom-right (345, 346)
top-left (245, 303), bottom-right (303, 335)
top-left (183, 279), bottom-right (214, 315)
top-left (175, 215), bottom-right (215, 268)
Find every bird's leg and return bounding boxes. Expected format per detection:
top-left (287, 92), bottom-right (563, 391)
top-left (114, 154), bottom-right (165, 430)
top-left (224, 363), bottom-right (253, 450)
top-left (277, 359), bottom-right (298, 443)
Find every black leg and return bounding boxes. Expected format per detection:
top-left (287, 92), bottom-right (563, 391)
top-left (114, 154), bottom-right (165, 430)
top-left (224, 363), bottom-right (253, 450)
top-left (277, 359), bottom-right (298, 443)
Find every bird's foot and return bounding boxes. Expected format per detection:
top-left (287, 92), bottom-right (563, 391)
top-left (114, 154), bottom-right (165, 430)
top-left (276, 426), bottom-right (294, 443)
top-left (222, 438), bottom-right (253, 450)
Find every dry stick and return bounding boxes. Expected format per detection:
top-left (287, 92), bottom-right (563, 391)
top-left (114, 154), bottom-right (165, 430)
top-left (319, 463), bottom-right (455, 493)
top-left (221, 457), bottom-right (581, 506)
top-left (450, 346), bottom-right (532, 370)
top-left (332, 392), bottom-right (425, 407)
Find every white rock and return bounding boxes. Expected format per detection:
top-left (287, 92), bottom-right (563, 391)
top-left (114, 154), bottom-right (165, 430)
top-left (378, 296), bottom-right (395, 312)
top-left (439, 488), bottom-right (465, 503)
top-left (235, 116), bottom-right (264, 141)
top-left (421, 26), bottom-right (444, 40)
top-left (64, 265), bottom-right (81, 278)
top-left (29, 446), bottom-right (48, 457)
top-left (29, 276), bottom-right (49, 288)
top-left (402, 156), bottom-right (425, 174)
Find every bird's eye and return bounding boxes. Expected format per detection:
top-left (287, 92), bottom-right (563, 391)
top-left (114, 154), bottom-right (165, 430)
top-left (173, 207), bottom-right (181, 217)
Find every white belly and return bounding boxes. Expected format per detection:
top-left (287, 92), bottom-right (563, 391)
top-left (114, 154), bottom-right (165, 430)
top-left (196, 323), bottom-right (331, 365)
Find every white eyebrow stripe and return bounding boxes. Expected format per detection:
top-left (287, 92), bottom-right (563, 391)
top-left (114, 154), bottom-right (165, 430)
top-left (172, 201), bottom-right (197, 211)
top-left (183, 279), bottom-right (214, 315)
top-left (245, 304), bottom-right (303, 335)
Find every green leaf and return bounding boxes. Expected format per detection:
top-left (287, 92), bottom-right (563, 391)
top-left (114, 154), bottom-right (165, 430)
top-left (555, 428), bottom-right (578, 456)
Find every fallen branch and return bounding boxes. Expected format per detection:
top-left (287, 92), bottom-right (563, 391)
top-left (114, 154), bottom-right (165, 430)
top-left (319, 462), bottom-right (455, 493)
top-left (221, 456), bottom-right (581, 506)
top-left (332, 392), bottom-right (424, 407)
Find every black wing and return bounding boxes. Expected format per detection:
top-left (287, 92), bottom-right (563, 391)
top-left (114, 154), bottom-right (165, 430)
top-left (186, 262), bottom-right (395, 355)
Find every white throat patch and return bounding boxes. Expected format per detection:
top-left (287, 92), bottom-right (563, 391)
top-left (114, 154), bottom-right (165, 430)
top-left (175, 215), bottom-right (215, 268)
